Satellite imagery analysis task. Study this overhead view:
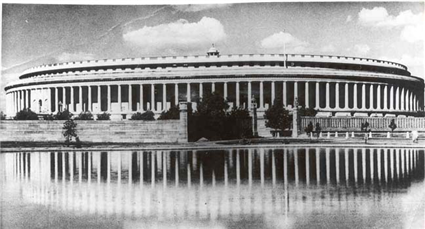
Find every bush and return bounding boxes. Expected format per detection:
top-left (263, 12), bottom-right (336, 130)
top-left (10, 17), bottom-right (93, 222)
top-left (131, 111), bottom-right (155, 120)
top-left (158, 106), bottom-right (180, 120)
top-left (299, 107), bottom-right (318, 116)
top-left (74, 111), bottom-right (94, 120)
top-left (228, 107), bottom-right (250, 118)
top-left (54, 110), bottom-right (73, 120)
top-left (14, 109), bottom-right (39, 120)
top-left (1, 111), bottom-right (6, 120)
top-left (264, 100), bottom-right (291, 132)
top-left (97, 112), bottom-right (111, 120)
top-left (44, 114), bottom-right (55, 121)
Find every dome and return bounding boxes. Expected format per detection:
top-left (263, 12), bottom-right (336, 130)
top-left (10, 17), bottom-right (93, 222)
top-left (207, 44), bottom-right (219, 56)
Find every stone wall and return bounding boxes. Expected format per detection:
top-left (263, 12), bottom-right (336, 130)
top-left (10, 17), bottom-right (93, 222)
top-left (0, 120), bottom-right (186, 143)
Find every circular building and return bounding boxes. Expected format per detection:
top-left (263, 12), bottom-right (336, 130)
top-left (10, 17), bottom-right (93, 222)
top-left (5, 47), bottom-right (424, 120)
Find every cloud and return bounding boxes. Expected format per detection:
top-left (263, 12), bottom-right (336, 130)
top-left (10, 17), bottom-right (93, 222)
top-left (123, 17), bottom-right (226, 54)
top-left (353, 44), bottom-right (370, 56)
top-left (172, 4), bottom-right (232, 12)
top-left (260, 31), bottom-right (309, 53)
top-left (358, 7), bottom-right (424, 43)
top-left (346, 15), bottom-right (352, 23)
top-left (56, 52), bottom-right (96, 62)
top-left (320, 44), bottom-right (336, 53)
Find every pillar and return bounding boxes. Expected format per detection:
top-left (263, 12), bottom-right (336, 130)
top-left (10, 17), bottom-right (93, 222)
top-left (97, 86), bottom-right (101, 112)
top-left (63, 87), bottom-right (66, 111)
top-left (294, 149), bottom-right (299, 186)
top-left (361, 83), bottom-right (366, 110)
top-left (294, 82), bottom-right (298, 104)
top-left (305, 149), bottom-right (310, 185)
top-left (224, 82), bottom-right (228, 99)
top-left (400, 88), bottom-right (404, 111)
top-left (344, 83), bottom-right (349, 109)
top-left (150, 84), bottom-right (155, 111)
top-left (326, 148), bottom-right (330, 184)
top-left (70, 86), bottom-right (74, 112)
top-left (315, 82), bottom-right (320, 109)
top-left (174, 83), bottom-right (179, 105)
top-left (211, 82), bottom-right (215, 92)
top-left (353, 83), bottom-right (358, 109)
top-left (283, 81), bottom-right (287, 107)
top-left (335, 82), bottom-right (339, 109)
top-left (369, 84), bottom-right (374, 110)
top-left (162, 84), bottom-right (167, 111)
top-left (395, 87), bottom-right (399, 111)
top-left (248, 81), bottom-right (252, 109)
top-left (315, 148), bottom-right (320, 184)
top-left (325, 82), bottom-right (330, 109)
top-left (377, 85), bottom-right (381, 110)
top-left (199, 83), bottom-right (203, 99)
top-left (390, 85), bottom-right (394, 110)
top-left (305, 82), bottom-right (309, 108)
top-left (139, 84), bottom-right (143, 111)
top-left (107, 85), bottom-right (111, 112)
top-left (383, 85), bottom-right (388, 110)
top-left (88, 86), bottom-right (92, 112)
top-left (345, 148), bottom-right (349, 183)
top-left (128, 84), bottom-right (132, 112)
top-left (259, 81), bottom-right (264, 109)
top-left (79, 86), bottom-right (83, 112)
top-left (187, 83), bottom-right (191, 103)
top-left (235, 82), bottom-right (240, 107)
top-left (55, 87), bottom-right (59, 112)
top-left (118, 85), bottom-right (122, 112)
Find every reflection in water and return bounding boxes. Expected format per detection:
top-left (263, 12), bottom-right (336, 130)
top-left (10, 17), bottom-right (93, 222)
top-left (1, 147), bottom-right (425, 227)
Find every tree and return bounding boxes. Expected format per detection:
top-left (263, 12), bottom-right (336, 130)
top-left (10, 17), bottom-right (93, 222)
top-left (14, 109), bottom-right (39, 120)
top-left (299, 107), bottom-right (318, 116)
top-left (264, 102), bottom-right (291, 132)
top-left (158, 105), bottom-right (180, 120)
top-left (227, 107), bottom-right (250, 118)
top-left (0, 111), bottom-right (6, 120)
top-left (62, 119), bottom-right (78, 146)
top-left (195, 91), bottom-right (229, 118)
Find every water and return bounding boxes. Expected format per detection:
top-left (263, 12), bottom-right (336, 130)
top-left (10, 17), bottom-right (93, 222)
top-left (1, 147), bottom-right (424, 228)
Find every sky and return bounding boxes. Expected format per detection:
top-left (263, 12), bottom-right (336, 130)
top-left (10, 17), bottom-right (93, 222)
top-left (1, 2), bottom-right (424, 112)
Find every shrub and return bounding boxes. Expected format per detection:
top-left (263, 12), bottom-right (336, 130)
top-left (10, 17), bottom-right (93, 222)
top-left (131, 111), bottom-right (155, 120)
top-left (74, 111), bottom-right (94, 120)
top-left (299, 107), bottom-right (318, 116)
top-left (1, 111), bottom-right (6, 120)
top-left (14, 109), bottom-right (38, 120)
top-left (228, 107), bottom-right (250, 118)
top-left (62, 119), bottom-right (77, 146)
top-left (97, 112), bottom-right (111, 120)
top-left (44, 113), bottom-right (55, 121)
top-left (158, 106), bottom-right (180, 120)
top-left (54, 110), bottom-right (73, 120)
top-left (264, 101), bottom-right (291, 132)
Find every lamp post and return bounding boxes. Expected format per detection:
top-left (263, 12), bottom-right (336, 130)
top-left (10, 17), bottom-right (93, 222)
top-left (292, 97), bottom-right (299, 138)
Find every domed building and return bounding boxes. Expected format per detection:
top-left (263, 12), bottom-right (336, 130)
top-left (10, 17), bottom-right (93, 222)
top-left (5, 46), bottom-right (424, 122)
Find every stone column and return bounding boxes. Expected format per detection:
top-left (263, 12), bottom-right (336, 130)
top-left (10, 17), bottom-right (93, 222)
top-left (294, 81), bottom-right (298, 103)
top-left (211, 82), bottom-right (215, 92)
top-left (235, 82), bottom-right (240, 107)
top-left (383, 85), bottom-right (388, 110)
top-left (79, 86), bottom-right (83, 112)
top-left (88, 86), bottom-right (92, 112)
top-left (400, 88), bottom-right (405, 111)
top-left (395, 86), bottom-right (400, 111)
top-left (128, 84), bottom-right (132, 112)
top-left (139, 84), bottom-right (143, 111)
top-left (174, 83), bottom-right (179, 105)
top-left (335, 82), bottom-right (339, 109)
top-left (305, 82), bottom-right (309, 108)
top-left (70, 86), bottom-right (74, 112)
top-left (353, 83), bottom-right (358, 109)
top-left (118, 84), bottom-right (122, 112)
top-left (162, 84), bottom-right (167, 111)
top-left (259, 81), bottom-right (264, 109)
top-left (199, 83), bottom-right (203, 99)
top-left (54, 87), bottom-right (58, 112)
top-left (315, 82), bottom-right (320, 109)
top-left (187, 83), bottom-right (191, 103)
top-left (248, 81), bottom-right (252, 109)
top-left (63, 87), bottom-right (66, 111)
top-left (325, 82), bottom-right (330, 109)
top-left (390, 85), bottom-right (394, 110)
top-left (178, 102), bottom-right (188, 143)
top-left (361, 83), bottom-right (366, 110)
top-left (27, 89), bottom-right (31, 109)
top-left (283, 81), bottom-right (287, 106)
top-left (405, 89), bottom-right (409, 111)
top-left (224, 82), bottom-right (228, 99)
top-left (107, 85), bottom-right (111, 112)
top-left (369, 84), bottom-right (374, 110)
top-left (344, 83), bottom-right (349, 109)
top-left (97, 86), bottom-right (101, 112)
top-left (271, 81), bottom-right (275, 105)
top-left (151, 84), bottom-right (155, 111)
top-left (376, 85), bottom-right (380, 110)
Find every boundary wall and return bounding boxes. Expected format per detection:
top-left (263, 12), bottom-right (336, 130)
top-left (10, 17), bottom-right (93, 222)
top-left (301, 117), bottom-right (425, 132)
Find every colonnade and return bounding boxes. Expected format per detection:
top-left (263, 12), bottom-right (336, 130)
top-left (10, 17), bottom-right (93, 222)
top-left (5, 80), bottom-right (422, 117)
